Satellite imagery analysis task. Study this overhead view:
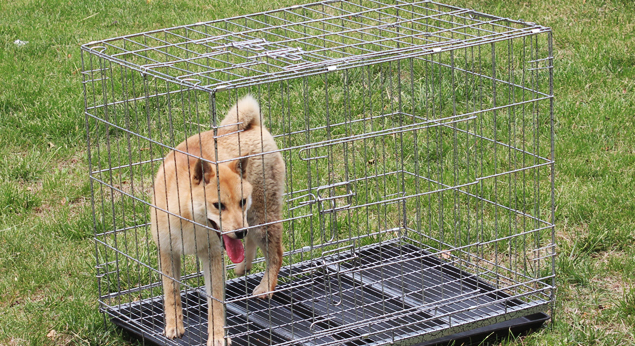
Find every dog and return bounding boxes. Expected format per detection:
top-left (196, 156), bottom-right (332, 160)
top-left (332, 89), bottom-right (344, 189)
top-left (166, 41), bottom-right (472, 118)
top-left (151, 95), bottom-right (285, 346)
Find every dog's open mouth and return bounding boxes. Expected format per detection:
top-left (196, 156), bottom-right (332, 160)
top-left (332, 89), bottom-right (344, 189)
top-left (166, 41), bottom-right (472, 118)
top-left (208, 219), bottom-right (245, 264)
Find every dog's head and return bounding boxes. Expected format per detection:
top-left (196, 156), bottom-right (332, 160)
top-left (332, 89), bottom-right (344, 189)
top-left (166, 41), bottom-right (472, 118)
top-left (191, 157), bottom-right (252, 263)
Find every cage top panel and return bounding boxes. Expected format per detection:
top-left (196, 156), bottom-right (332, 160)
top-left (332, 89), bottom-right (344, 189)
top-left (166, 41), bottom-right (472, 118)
top-left (82, 0), bottom-right (549, 91)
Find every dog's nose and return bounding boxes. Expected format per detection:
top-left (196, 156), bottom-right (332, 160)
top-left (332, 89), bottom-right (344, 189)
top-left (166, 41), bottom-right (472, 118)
top-left (234, 230), bottom-right (247, 239)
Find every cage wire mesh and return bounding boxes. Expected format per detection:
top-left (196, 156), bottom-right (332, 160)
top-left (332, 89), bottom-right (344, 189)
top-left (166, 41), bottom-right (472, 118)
top-left (81, 0), bottom-right (555, 345)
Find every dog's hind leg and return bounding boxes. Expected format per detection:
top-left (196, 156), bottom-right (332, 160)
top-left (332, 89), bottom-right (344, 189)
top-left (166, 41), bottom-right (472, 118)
top-left (252, 222), bottom-right (283, 299)
top-left (250, 153), bottom-right (285, 299)
top-left (234, 233), bottom-right (257, 276)
top-left (160, 250), bottom-right (184, 339)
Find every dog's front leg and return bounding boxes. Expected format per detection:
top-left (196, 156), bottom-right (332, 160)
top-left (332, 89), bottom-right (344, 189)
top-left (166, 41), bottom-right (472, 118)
top-left (160, 250), bottom-right (184, 339)
top-left (234, 233), bottom-right (257, 276)
top-left (202, 250), bottom-right (230, 346)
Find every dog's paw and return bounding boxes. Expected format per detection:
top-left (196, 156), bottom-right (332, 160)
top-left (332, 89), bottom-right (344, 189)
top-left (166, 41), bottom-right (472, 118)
top-left (252, 282), bottom-right (273, 299)
top-left (165, 323), bottom-right (185, 339)
top-left (208, 337), bottom-right (231, 346)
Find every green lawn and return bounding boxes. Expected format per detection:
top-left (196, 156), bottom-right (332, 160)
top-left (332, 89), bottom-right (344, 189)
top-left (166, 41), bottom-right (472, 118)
top-left (1, 0), bottom-right (634, 345)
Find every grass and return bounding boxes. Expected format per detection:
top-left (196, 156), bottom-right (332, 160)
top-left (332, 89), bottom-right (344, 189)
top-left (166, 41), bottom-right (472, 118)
top-left (0, 0), bottom-right (634, 345)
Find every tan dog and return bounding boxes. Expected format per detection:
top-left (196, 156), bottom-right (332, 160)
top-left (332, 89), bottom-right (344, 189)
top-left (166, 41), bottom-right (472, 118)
top-left (151, 95), bottom-right (285, 346)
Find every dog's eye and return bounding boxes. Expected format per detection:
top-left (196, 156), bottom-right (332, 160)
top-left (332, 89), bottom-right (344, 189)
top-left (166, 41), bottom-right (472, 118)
top-left (212, 202), bottom-right (226, 211)
top-left (240, 198), bottom-right (247, 208)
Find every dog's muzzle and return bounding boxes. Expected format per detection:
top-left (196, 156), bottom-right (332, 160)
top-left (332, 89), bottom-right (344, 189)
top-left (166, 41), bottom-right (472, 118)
top-left (208, 219), bottom-right (247, 246)
top-left (208, 219), bottom-right (222, 240)
top-left (234, 229), bottom-right (247, 239)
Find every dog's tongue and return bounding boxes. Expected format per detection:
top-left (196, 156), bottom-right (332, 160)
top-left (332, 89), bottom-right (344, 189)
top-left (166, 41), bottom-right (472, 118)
top-left (222, 234), bottom-right (245, 264)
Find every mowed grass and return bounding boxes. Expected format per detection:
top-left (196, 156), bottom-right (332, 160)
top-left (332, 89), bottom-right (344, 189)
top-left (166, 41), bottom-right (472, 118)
top-left (0, 0), bottom-right (634, 345)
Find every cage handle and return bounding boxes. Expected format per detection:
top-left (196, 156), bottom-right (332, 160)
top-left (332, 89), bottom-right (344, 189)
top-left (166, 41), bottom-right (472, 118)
top-left (90, 45), bottom-right (107, 53)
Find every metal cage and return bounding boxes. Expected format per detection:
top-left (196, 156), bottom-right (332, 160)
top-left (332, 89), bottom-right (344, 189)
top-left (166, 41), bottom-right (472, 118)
top-left (81, 1), bottom-right (555, 345)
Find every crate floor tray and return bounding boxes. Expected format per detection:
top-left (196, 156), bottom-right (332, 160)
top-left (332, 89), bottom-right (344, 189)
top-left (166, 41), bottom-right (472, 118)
top-left (108, 241), bottom-right (549, 346)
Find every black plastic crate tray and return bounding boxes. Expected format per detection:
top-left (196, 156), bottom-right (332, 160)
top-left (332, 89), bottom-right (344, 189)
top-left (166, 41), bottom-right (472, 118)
top-left (109, 241), bottom-right (549, 346)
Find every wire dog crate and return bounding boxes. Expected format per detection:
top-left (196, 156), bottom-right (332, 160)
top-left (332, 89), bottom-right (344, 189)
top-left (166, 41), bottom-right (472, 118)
top-left (81, 1), bottom-right (555, 345)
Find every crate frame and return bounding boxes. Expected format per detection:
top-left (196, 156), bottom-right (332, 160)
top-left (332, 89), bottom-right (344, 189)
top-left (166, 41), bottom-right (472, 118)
top-left (81, 1), bottom-right (555, 345)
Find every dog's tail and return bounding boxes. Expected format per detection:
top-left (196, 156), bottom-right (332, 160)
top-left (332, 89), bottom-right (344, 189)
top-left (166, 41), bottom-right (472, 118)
top-left (219, 95), bottom-right (261, 134)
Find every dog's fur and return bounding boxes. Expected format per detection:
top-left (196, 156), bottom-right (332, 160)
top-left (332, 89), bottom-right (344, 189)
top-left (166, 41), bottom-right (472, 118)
top-left (151, 95), bottom-right (285, 346)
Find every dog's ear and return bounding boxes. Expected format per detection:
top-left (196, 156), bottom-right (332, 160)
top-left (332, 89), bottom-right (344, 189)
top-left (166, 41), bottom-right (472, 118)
top-left (192, 158), bottom-right (215, 185)
top-left (229, 156), bottom-right (249, 178)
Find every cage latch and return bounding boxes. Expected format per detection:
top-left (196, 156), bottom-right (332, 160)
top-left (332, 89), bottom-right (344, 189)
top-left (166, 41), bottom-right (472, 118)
top-left (316, 182), bottom-right (355, 214)
top-left (287, 193), bottom-right (318, 211)
top-left (298, 147), bottom-right (328, 161)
